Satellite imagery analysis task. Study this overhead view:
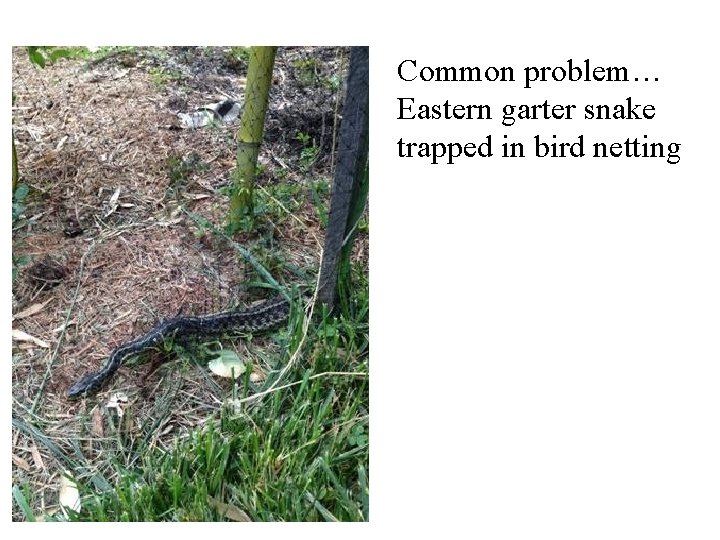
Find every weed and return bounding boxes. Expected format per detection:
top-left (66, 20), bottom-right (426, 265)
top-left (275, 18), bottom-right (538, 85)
top-left (309, 178), bottom-right (330, 227)
top-left (12, 184), bottom-right (31, 281)
top-left (165, 152), bottom-right (207, 197)
top-left (324, 73), bottom-right (342, 91)
top-left (147, 48), bottom-right (169, 61)
top-left (293, 57), bottom-right (320, 86)
top-left (230, 46), bottom-right (251, 63)
top-left (223, 47), bottom-right (251, 73)
top-left (296, 132), bottom-right (320, 172)
top-left (148, 66), bottom-right (184, 89)
top-left (13, 184), bottom-right (29, 225)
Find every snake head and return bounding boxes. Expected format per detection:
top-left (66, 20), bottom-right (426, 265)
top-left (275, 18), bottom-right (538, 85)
top-left (66, 373), bottom-right (103, 399)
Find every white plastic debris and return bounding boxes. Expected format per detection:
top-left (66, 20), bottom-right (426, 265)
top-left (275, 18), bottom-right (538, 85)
top-left (177, 99), bottom-right (241, 129)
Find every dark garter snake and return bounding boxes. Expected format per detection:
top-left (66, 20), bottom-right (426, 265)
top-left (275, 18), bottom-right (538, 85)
top-left (66, 296), bottom-right (289, 399)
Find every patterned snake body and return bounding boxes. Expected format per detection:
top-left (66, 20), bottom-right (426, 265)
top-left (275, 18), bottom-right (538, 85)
top-left (66, 296), bottom-right (289, 399)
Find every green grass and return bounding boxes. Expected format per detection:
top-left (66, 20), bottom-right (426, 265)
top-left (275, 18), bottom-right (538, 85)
top-left (253, 181), bottom-right (303, 223)
top-left (15, 265), bottom-right (368, 522)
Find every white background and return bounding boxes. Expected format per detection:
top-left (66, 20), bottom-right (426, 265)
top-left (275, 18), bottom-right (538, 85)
top-left (5, 1), bottom-right (719, 536)
top-left (373, 7), bottom-right (720, 538)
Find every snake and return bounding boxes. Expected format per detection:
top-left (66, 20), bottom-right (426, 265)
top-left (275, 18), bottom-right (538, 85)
top-left (66, 296), bottom-right (289, 399)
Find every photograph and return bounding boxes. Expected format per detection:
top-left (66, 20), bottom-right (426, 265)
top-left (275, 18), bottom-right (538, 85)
top-left (11, 45), bottom-right (369, 522)
top-left (10, 1), bottom-right (717, 536)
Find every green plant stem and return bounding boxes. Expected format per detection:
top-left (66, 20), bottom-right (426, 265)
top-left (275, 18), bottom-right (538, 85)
top-left (229, 46), bottom-right (277, 232)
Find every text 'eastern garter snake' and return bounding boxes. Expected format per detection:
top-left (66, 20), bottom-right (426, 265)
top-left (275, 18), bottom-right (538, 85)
top-left (66, 296), bottom-right (289, 399)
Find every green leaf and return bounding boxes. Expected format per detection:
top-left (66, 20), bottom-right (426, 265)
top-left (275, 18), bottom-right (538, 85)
top-left (12, 484), bottom-right (36, 521)
top-left (27, 47), bottom-right (46, 68)
top-left (348, 424), bottom-right (367, 446)
top-left (208, 350), bottom-right (246, 378)
top-left (26, 46), bottom-right (77, 67)
top-left (14, 183), bottom-right (29, 201)
top-left (48, 48), bottom-right (73, 62)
